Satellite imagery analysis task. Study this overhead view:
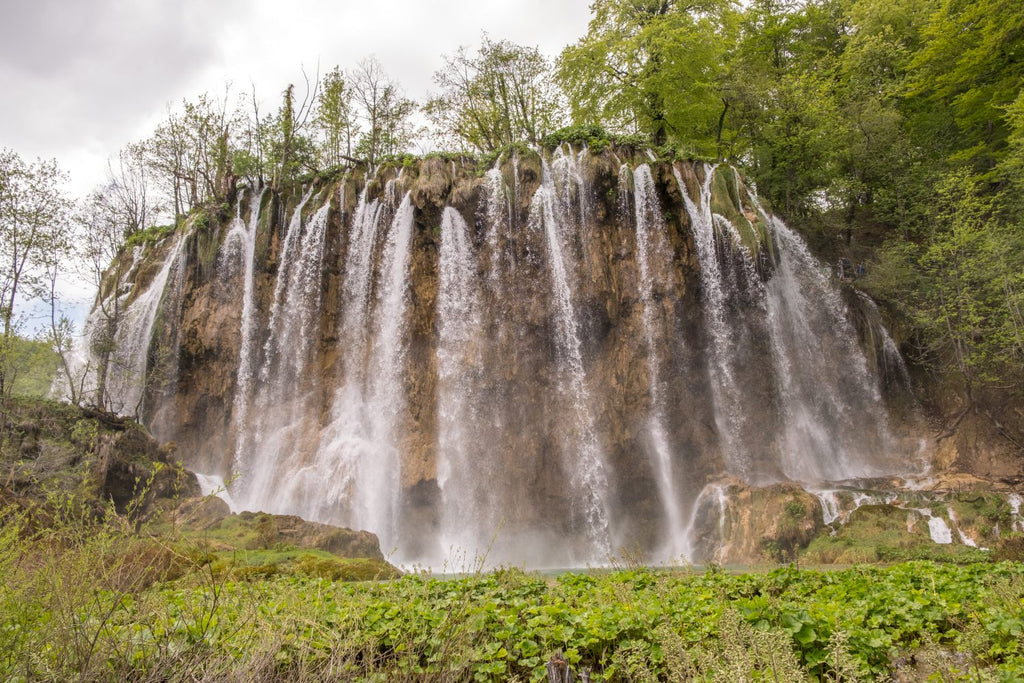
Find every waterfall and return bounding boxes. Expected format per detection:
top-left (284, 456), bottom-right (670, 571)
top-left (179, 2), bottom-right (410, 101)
top-left (484, 160), bottom-right (510, 300)
top-left (632, 164), bottom-right (690, 561)
top-left (281, 185), bottom-right (383, 529)
top-left (530, 149), bottom-right (611, 560)
top-left (763, 215), bottom-right (897, 482)
top-left (90, 153), bottom-right (928, 568)
top-left (101, 234), bottom-right (187, 418)
top-left (230, 186), bottom-right (267, 466)
top-left (436, 206), bottom-right (489, 562)
top-left (233, 186), bottom-right (328, 509)
top-left (674, 164), bottom-right (753, 478)
top-left (359, 191), bottom-right (415, 549)
top-left (304, 183), bottom-right (415, 556)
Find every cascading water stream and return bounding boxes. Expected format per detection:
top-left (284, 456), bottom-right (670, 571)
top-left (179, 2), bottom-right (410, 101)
top-left (762, 213), bottom-right (897, 482)
top-left (436, 206), bottom-right (491, 562)
top-left (484, 160), bottom-right (510, 301)
top-left (632, 164), bottom-right (690, 561)
top-left (105, 234), bottom-right (188, 418)
top-left (531, 150), bottom-right (611, 559)
top-left (227, 186), bottom-right (266, 466)
top-left (234, 187), bottom-right (330, 508)
top-left (360, 191), bottom-right (415, 550)
top-left (304, 181), bottom-right (415, 557)
top-left (674, 165), bottom-right (753, 477)
top-left (279, 185), bottom-right (384, 525)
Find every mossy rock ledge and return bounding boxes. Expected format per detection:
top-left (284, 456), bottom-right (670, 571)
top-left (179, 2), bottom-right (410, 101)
top-left (1, 397), bottom-right (390, 570)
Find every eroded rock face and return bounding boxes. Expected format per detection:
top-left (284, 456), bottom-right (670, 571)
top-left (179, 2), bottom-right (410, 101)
top-left (89, 147), bottom-right (925, 567)
top-left (690, 481), bottom-right (825, 564)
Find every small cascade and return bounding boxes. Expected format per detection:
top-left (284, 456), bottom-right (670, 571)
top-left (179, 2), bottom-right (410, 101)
top-left (230, 186), bottom-right (267, 465)
top-left (947, 507), bottom-right (978, 547)
top-left (632, 164), bottom-right (689, 561)
top-left (102, 233), bottom-right (188, 418)
top-left (531, 149), bottom-right (611, 559)
top-left (1009, 494), bottom-right (1024, 532)
top-left (436, 207), bottom-right (490, 562)
top-left (914, 509), bottom-right (953, 544)
top-left (854, 291), bottom-right (915, 393)
top-left (814, 490), bottom-right (843, 526)
top-left (681, 482), bottom-right (732, 564)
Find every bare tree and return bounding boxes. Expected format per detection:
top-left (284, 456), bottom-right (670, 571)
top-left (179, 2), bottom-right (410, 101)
top-left (146, 89), bottom-right (237, 221)
top-left (350, 58), bottom-right (417, 166)
top-left (427, 36), bottom-right (563, 152)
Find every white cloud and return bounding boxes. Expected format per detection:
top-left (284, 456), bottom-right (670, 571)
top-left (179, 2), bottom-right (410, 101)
top-left (2, 0), bottom-right (591, 195)
top-left (2, 0), bottom-right (593, 328)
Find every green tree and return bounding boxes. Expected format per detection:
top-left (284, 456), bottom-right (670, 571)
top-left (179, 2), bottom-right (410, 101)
top-left (0, 149), bottom-right (71, 396)
top-left (726, 0), bottom-right (845, 216)
top-left (146, 91), bottom-right (237, 220)
top-left (426, 37), bottom-right (563, 152)
top-left (868, 171), bottom-right (1024, 402)
top-left (906, 0), bottom-right (1024, 174)
top-left (315, 66), bottom-right (360, 167)
top-left (351, 58), bottom-right (417, 165)
top-left (557, 0), bottom-right (734, 150)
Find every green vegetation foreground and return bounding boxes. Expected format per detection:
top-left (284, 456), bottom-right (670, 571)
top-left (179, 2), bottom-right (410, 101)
top-left (2, 500), bottom-right (1022, 683)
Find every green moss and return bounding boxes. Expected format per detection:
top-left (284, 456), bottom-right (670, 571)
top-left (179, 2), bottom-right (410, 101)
top-left (801, 504), bottom-right (989, 564)
top-left (950, 493), bottom-right (1012, 542)
top-left (540, 124), bottom-right (648, 154)
top-left (709, 169), bottom-right (769, 257)
top-left (122, 224), bottom-right (175, 252)
top-left (204, 548), bottom-right (399, 582)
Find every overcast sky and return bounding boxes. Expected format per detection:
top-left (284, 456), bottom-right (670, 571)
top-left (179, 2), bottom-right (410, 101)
top-left (1, 0), bottom-right (593, 197)
top-left (0, 0), bottom-right (593, 328)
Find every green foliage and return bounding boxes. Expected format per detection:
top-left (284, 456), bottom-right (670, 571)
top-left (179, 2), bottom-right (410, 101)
top-left (350, 58), bottom-right (418, 167)
top-left (557, 0), bottom-right (733, 149)
top-left (803, 503), bottom-right (990, 565)
top-left (864, 170), bottom-right (1024, 397)
top-left (906, 0), bottom-right (1024, 173)
top-left (0, 148), bottom-right (72, 396)
top-left (314, 66), bottom-right (359, 168)
top-left (426, 36), bottom-right (563, 153)
top-left (1, 333), bottom-right (60, 397)
top-left (540, 124), bottom-right (648, 153)
top-left (3, 533), bottom-right (1023, 682)
top-left (121, 223), bottom-right (175, 252)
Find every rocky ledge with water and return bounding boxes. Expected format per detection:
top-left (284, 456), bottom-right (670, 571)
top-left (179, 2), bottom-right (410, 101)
top-left (62, 146), bottom-right (1023, 568)
top-left (0, 397), bottom-right (394, 576)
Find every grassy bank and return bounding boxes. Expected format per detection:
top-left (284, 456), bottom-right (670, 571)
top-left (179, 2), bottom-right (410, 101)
top-left (2, 497), bottom-right (1022, 682)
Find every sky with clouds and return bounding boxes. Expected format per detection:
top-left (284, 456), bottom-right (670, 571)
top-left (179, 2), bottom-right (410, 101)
top-left (1, 0), bottom-right (594, 196)
top-left (1, 0), bottom-right (594, 328)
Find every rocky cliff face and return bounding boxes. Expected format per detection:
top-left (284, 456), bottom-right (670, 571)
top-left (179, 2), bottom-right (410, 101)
top-left (77, 146), bottom-right (936, 567)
